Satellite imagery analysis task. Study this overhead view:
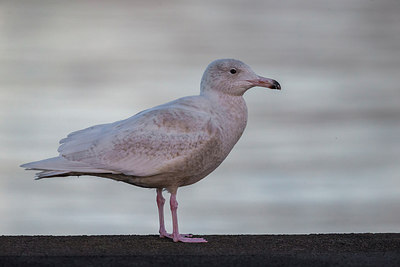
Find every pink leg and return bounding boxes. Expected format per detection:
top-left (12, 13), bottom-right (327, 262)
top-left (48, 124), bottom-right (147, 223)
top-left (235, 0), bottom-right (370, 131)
top-left (156, 189), bottom-right (193, 240)
top-left (156, 188), bottom-right (168, 238)
top-left (169, 193), bottom-right (207, 243)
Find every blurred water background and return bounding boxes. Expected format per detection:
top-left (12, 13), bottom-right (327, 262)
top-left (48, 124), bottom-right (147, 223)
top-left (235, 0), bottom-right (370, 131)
top-left (1, 0), bottom-right (400, 235)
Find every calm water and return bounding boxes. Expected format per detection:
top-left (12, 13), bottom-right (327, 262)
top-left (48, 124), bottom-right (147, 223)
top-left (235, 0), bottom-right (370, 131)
top-left (1, 0), bottom-right (400, 235)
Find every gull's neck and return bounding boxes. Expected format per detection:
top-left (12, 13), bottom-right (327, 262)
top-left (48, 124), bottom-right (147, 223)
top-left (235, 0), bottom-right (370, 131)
top-left (200, 90), bottom-right (247, 114)
top-left (201, 90), bottom-right (248, 150)
top-left (199, 78), bottom-right (249, 127)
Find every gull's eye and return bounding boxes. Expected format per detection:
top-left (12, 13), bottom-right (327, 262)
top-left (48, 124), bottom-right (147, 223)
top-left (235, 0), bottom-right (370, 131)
top-left (229, 68), bottom-right (237, 74)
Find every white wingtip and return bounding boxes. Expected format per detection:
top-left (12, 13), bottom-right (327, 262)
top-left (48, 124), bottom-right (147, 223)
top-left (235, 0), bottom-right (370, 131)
top-left (21, 156), bottom-right (119, 179)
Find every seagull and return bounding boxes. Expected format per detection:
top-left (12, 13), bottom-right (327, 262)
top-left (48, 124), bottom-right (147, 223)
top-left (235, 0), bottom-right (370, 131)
top-left (21, 59), bottom-right (281, 243)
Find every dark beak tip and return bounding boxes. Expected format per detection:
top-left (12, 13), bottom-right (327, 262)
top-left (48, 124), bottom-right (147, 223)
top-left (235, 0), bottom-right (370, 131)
top-left (273, 81), bottom-right (281, 90)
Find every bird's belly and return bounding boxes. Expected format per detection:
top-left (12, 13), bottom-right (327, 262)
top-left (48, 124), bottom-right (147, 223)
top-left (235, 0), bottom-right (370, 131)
top-left (128, 156), bottom-right (224, 189)
top-left (128, 134), bottom-right (237, 189)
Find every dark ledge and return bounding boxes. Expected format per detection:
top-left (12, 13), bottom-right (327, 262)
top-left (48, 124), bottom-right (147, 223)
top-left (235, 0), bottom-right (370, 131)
top-left (1, 234), bottom-right (399, 266)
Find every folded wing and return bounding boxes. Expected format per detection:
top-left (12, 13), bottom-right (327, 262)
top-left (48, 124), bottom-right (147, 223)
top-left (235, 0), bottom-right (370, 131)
top-left (57, 99), bottom-right (219, 177)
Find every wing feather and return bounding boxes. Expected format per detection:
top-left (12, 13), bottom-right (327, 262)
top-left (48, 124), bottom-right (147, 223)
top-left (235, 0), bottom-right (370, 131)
top-left (57, 97), bottom-right (220, 177)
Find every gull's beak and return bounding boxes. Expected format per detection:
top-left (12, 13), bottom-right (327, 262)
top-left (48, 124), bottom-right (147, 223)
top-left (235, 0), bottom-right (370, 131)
top-left (247, 76), bottom-right (281, 90)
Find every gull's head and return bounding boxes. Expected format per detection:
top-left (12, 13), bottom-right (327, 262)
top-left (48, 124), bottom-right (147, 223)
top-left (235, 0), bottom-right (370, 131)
top-left (200, 59), bottom-right (281, 96)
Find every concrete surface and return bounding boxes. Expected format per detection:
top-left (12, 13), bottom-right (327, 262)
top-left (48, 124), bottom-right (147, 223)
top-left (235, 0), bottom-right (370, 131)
top-left (0, 234), bottom-right (399, 266)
